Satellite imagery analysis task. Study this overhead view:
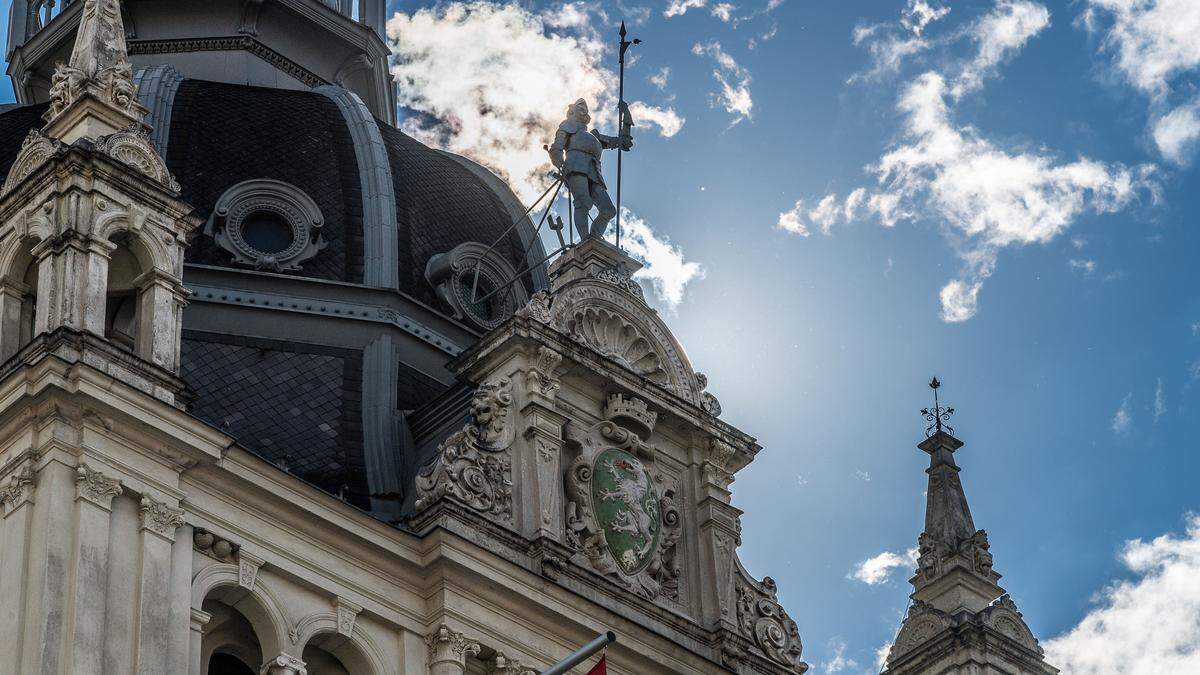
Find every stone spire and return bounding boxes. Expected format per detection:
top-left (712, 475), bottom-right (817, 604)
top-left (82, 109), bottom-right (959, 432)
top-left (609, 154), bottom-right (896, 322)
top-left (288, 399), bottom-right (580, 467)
top-left (881, 379), bottom-right (1057, 675)
top-left (42, 0), bottom-right (149, 142)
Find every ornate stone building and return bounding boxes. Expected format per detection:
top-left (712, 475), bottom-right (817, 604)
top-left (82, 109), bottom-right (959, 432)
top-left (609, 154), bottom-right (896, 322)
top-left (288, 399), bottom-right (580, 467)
top-left (0, 2), bottom-right (808, 674)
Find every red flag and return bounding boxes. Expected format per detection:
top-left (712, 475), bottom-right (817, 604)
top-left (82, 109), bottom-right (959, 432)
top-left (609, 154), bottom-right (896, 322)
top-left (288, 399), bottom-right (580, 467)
top-left (586, 655), bottom-right (607, 675)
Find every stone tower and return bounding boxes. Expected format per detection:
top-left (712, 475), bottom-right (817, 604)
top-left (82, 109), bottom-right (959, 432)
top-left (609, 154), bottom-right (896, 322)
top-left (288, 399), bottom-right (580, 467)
top-left (880, 383), bottom-right (1057, 675)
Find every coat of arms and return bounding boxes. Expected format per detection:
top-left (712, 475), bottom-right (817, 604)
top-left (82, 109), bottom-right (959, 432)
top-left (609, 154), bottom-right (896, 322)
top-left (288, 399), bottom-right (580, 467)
top-left (591, 449), bottom-right (661, 575)
top-left (565, 412), bottom-right (681, 600)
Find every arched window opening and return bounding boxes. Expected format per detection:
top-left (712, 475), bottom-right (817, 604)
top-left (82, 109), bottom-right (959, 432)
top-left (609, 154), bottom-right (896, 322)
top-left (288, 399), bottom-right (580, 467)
top-left (104, 242), bottom-right (142, 351)
top-left (201, 598), bottom-right (263, 675)
top-left (302, 638), bottom-right (353, 675)
top-left (18, 246), bottom-right (37, 346)
top-left (208, 653), bottom-right (255, 675)
top-left (0, 237), bottom-right (41, 362)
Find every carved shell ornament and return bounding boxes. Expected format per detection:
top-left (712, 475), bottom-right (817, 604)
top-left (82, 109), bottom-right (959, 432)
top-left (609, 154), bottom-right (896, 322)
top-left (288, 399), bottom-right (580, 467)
top-left (94, 125), bottom-right (181, 191)
top-left (565, 306), bottom-right (669, 384)
top-left (2, 130), bottom-right (62, 195)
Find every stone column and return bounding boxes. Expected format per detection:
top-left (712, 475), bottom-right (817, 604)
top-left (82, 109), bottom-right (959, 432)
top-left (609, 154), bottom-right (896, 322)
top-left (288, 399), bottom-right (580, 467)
top-left (33, 234), bottom-right (93, 335)
top-left (134, 269), bottom-right (187, 371)
top-left (426, 624), bottom-right (480, 675)
top-left (188, 609), bottom-right (211, 675)
top-left (134, 495), bottom-right (184, 675)
top-left (0, 463), bottom-right (36, 675)
top-left (260, 653), bottom-right (307, 675)
top-left (81, 238), bottom-right (114, 337)
top-left (0, 278), bottom-right (32, 360)
top-left (69, 464), bottom-right (122, 675)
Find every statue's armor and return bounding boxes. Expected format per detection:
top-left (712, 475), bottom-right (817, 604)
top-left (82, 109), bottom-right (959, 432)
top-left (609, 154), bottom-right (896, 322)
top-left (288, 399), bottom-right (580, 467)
top-left (550, 119), bottom-right (612, 188)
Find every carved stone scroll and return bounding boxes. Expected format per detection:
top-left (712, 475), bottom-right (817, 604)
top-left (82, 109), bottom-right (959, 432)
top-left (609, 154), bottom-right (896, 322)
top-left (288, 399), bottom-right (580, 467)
top-left (415, 378), bottom-right (516, 520)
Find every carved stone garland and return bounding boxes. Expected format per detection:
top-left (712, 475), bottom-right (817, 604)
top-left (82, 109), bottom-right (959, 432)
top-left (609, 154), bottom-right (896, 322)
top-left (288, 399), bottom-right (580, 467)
top-left (563, 415), bottom-right (682, 601)
top-left (734, 575), bottom-right (805, 670)
top-left (415, 378), bottom-right (517, 520)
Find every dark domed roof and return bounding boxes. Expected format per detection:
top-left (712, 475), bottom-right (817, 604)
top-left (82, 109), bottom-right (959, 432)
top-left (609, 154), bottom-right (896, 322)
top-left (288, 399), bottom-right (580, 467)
top-left (0, 83), bottom-right (548, 515)
top-left (0, 80), bottom-right (544, 309)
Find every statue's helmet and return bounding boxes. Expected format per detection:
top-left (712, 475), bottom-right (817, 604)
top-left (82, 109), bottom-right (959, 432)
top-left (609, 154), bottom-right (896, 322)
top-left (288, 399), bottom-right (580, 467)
top-left (568, 98), bottom-right (589, 116)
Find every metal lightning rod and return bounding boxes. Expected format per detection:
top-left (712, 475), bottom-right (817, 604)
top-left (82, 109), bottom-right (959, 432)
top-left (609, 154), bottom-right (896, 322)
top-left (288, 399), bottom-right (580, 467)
top-left (615, 21), bottom-right (639, 251)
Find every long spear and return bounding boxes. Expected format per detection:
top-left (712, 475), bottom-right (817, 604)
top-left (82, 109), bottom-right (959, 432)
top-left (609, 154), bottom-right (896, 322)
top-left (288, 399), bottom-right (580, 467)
top-left (616, 21), bottom-right (639, 251)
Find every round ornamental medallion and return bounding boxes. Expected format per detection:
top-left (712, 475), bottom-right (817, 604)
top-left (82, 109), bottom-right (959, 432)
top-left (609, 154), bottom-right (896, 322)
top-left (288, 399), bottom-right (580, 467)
top-left (591, 449), bottom-right (661, 575)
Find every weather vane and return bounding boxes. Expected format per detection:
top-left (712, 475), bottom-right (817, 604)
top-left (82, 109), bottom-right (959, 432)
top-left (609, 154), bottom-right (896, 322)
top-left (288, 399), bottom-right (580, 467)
top-left (920, 376), bottom-right (955, 437)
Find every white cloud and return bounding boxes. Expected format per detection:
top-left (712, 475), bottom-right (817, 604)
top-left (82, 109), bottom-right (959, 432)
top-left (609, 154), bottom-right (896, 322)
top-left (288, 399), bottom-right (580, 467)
top-left (1152, 101), bottom-right (1200, 165)
top-left (1045, 514), bottom-right (1200, 674)
top-left (874, 641), bottom-right (894, 671)
top-left (854, 469), bottom-right (871, 482)
top-left (1084, 0), bottom-right (1200, 162)
top-left (711, 3), bottom-right (736, 22)
top-left (386, 2), bottom-right (680, 204)
top-left (952, 0), bottom-right (1051, 98)
top-left (783, 0), bottom-right (1155, 322)
top-left (608, 208), bottom-right (705, 310)
top-left (1112, 392), bottom-right (1133, 434)
top-left (850, 0), bottom-right (951, 81)
top-left (628, 101), bottom-right (686, 138)
top-left (692, 41), bottom-right (754, 125)
top-left (664, 0), bottom-right (706, 18)
top-left (748, 23), bottom-right (778, 50)
top-left (850, 547), bottom-right (918, 585)
top-left (819, 639), bottom-right (859, 673)
top-left (903, 0), bottom-right (950, 37)
top-left (940, 279), bottom-right (983, 322)
top-left (1154, 377), bottom-right (1166, 422)
top-left (648, 66), bottom-right (671, 91)
top-left (777, 200), bottom-right (812, 237)
top-left (1084, 0), bottom-right (1200, 97)
top-left (1070, 258), bottom-right (1098, 275)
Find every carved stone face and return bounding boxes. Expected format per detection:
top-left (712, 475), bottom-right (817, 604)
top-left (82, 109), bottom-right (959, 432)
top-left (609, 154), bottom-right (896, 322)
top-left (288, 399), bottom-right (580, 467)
top-left (570, 99), bottom-right (591, 125)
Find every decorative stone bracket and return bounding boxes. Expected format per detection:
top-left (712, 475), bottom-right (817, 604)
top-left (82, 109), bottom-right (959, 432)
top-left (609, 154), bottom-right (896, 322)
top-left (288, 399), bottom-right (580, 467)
top-left (415, 378), bottom-right (516, 521)
top-left (734, 572), bottom-right (806, 672)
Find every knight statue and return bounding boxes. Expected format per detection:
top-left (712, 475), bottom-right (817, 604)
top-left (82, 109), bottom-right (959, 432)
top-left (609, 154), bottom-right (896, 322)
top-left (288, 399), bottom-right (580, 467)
top-left (548, 98), bottom-right (633, 240)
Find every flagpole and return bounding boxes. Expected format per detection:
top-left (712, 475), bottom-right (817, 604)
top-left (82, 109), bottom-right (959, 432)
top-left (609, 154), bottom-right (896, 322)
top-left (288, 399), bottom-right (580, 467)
top-left (539, 631), bottom-right (616, 675)
top-left (616, 22), bottom-right (638, 252)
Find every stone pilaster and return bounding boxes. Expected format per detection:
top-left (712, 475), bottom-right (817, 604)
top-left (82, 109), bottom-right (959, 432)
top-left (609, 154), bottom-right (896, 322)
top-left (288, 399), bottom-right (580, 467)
top-left (69, 464), bottom-right (121, 675)
top-left (519, 344), bottom-right (567, 542)
top-left (187, 608), bottom-right (211, 675)
top-left (695, 437), bottom-right (744, 629)
top-left (426, 624), bottom-right (481, 675)
top-left (0, 461), bottom-right (36, 675)
top-left (134, 495), bottom-right (184, 675)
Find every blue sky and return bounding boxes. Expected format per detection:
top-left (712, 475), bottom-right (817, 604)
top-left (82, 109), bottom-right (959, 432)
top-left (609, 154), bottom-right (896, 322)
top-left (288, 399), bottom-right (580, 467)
top-left (7, 0), bottom-right (1200, 672)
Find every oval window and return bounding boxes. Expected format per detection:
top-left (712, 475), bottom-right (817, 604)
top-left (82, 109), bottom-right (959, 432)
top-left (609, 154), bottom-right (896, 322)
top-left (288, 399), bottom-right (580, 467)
top-left (241, 211), bottom-right (295, 255)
